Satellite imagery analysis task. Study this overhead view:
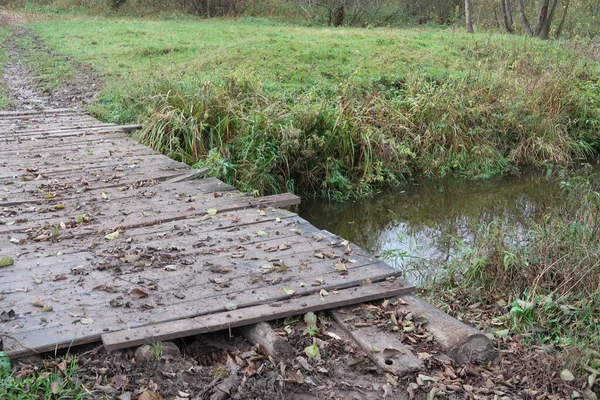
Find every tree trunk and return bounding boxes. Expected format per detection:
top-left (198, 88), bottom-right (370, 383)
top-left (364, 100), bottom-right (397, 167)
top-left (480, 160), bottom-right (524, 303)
top-left (534, 0), bottom-right (550, 37)
top-left (539, 0), bottom-right (559, 39)
top-left (517, 0), bottom-right (533, 35)
top-left (554, 0), bottom-right (570, 38)
top-left (333, 0), bottom-right (345, 27)
top-left (502, 0), bottom-right (514, 33)
top-left (465, 0), bottom-right (474, 33)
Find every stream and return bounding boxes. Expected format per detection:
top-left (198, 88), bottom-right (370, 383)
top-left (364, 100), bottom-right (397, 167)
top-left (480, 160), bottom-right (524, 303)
top-left (299, 172), bottom-right (562, 283)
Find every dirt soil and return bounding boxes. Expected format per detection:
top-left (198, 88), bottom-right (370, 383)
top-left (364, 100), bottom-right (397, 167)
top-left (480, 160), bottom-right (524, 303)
top-left (1, 13), bottom-right (597, 400)
top-left (0, 11), bottom-right (101, 111)
top-left (7, 295), bottom-right (594, 400)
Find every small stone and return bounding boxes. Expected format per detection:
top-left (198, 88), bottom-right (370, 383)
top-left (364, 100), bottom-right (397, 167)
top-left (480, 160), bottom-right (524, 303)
top-left (134, 344), bottom-right (155, 362)
top-left (134, 341), bottom-right (181, 362)
top-left (160, 341), bottom-right (181, 360)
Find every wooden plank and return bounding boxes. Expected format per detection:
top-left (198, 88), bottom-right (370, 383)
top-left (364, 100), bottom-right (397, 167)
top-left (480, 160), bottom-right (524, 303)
top-left (2, 259), bottom-right (402, 342)
top-left (101, 280), bottom-right (412, 352)
top-left (0, 108), bottom-right (74, 117)
top-left (164, 167), bottom-right (210, 184)
top-left (0, 227), bottom-right (367, 302)
top-left (0, 124), bottom-right (142, 139)
top-left (330, 310), bottom-right (423, 376)
top-left (0, 192), bottom-right (300, 247)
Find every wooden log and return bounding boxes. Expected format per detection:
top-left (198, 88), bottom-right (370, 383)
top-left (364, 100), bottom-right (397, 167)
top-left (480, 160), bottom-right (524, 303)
top-left (330, 311), bottom-right (423, 376)
top-left (239, 322), bottom-right (294, 360)
top-left (398, 294), bottom-right (497, 364)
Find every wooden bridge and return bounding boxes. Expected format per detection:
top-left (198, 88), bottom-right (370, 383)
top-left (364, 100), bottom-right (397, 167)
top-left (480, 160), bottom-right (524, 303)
top-left (0, 109), bottom-right (416, 358)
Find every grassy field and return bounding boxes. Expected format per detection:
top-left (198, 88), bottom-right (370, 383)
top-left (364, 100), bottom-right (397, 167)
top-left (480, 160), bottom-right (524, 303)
top-left (0, 26), bottom-right (12, 108)
top-left (11, 16), bottom-right (600, 199)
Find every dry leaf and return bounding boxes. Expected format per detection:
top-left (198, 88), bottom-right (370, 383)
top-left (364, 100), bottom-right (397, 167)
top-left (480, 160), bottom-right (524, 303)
top-left (130, 288), bottom-right (149, 298)
top-left (139, 391), bottom-right (164, 400)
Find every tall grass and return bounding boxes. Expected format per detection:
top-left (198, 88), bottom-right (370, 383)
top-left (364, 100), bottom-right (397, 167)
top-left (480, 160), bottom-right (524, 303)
top-left (135, 45), bottom-right (600, 198)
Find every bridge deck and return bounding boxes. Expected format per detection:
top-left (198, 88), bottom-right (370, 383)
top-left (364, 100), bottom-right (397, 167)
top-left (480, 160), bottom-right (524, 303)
top-left (0, 109), bottom-right (412, 358)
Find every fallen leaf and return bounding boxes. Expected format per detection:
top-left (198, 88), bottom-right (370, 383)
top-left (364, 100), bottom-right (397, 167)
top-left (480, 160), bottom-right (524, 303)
top-left (305, 344), bottom-right (321, 359)
top-left (283, 287), bottom-right (295, 295)
top-left (80, 318), bottom-right (94, 325)
top-left (0, 257), bottom-right (15, 268)
top-left (256, 230), bottom-right (268, 237)
top-left (207, 208), bottom-right (218, 216)
top-left (104, 231), bottom-right (120, 240)
top-left (124, 254), bottom-right (140, 263)
top-left (50, 381), bottom-right (61, 394)
top-left (139, 391), bottom-right (164, 400)
top-left (334, 262), bottom-right (348, 273)
top-left (325, 331), bottom-right (342, 340)
top-left (225, 303), bottom-right (238, 311)
top-left (31, 300), bottom-right (45, 308)
top-left (68, 307), bottom-right (86, 317)
top-left (130, 288), bottom-right (149, 298)
top-left (561, 369), bottom-right (575, 382)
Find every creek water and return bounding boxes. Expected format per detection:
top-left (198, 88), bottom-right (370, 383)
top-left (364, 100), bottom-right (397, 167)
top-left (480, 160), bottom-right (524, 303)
top-left (298, 173), bottom-right (561, 283)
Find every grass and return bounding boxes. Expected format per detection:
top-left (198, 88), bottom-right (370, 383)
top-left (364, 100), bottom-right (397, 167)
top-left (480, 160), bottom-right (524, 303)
top-left (19, 16), bottom-right (599, 198)
top-left (0, 354), bottom-right (92, 399)
top-left (0, 26), bottom-right (13, 108)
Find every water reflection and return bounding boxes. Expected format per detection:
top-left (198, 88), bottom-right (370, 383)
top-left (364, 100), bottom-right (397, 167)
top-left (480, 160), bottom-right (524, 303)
top-left (299, 173), bottom-right (560, 280)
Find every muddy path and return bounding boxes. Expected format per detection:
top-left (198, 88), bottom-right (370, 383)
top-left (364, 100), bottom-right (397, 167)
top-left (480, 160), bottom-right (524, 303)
top-left (0, 12), bottom-right (101, 111)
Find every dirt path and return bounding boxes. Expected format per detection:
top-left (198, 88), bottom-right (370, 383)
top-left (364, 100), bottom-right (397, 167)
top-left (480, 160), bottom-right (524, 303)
top-left (0, 12), bottom-right (100, 110)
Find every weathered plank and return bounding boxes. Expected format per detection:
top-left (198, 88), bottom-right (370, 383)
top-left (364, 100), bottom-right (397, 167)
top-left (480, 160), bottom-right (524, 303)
top-left (101, 280), bottom-right (411, 352)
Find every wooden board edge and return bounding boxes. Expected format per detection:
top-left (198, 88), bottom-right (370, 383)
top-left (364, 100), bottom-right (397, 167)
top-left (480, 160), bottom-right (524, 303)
top-left (101, 280), bottom-right (414, 352)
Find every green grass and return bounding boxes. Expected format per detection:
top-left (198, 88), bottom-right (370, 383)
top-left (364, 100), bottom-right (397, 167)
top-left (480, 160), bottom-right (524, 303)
top-left (20, 16), bottom-right (600, 198)
top-left (0, 26), bottom-right (13, 109)
top-left (0, 355), bottom-right (92, 399)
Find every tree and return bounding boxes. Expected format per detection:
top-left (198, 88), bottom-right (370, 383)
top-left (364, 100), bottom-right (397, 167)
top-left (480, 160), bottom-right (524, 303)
top-left (518, 0), bottom-right (568, 39)
top-left (465, 0), bottom-right (474, 33)
top-left (501, 0), bottom-right (514, 33)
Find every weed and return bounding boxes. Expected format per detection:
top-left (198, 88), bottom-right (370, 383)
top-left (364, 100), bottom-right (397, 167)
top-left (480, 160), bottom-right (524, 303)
top-left (153, 341), bottom-right (164, 360)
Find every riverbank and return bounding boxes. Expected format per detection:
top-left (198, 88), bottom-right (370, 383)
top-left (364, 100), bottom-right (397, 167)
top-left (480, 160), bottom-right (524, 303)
top-left (1, 12), bottom-right (598, 199)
